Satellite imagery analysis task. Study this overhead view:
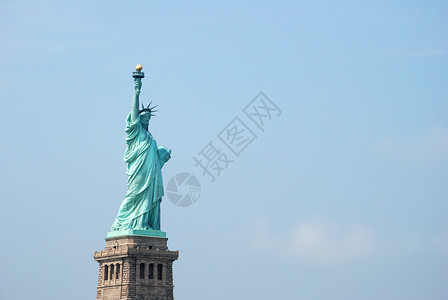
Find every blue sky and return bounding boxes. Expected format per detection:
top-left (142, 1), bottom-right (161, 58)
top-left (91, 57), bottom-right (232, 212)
top-left (0, 1), bottom-right (447, 299)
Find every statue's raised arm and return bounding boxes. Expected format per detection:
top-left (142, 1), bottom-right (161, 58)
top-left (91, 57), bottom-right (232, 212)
top-left (130, 65), bottom-right (144, 122)
top-left (131, 78), bottom-right (142, 121)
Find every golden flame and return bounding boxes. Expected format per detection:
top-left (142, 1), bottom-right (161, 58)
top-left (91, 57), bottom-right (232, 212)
top-left (136, 64), bottom-right (143, 71)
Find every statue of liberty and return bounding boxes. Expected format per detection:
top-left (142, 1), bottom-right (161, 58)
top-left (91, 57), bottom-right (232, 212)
top-left (109, 65), bottom-right (171, 237)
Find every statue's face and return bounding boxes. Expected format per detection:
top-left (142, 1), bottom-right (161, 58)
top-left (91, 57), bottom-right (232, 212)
top-left (140, 112), bottom-right (151, 125)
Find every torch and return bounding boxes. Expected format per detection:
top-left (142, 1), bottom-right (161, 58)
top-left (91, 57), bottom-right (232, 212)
top-left (132, 64), bottom-right (145, 79)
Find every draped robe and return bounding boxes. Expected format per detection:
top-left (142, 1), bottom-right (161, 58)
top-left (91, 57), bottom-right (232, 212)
top-left (111, 113), bottom-right (169, 231)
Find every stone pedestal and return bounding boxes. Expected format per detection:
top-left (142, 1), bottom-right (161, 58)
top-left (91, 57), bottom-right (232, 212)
top-left (94, 235), bottom-right (179, 300)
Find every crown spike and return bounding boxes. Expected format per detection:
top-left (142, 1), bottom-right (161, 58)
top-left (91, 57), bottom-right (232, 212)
top-left (138, 101), bottom-right (158, 117)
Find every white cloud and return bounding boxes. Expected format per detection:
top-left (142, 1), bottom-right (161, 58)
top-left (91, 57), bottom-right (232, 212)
top-left (374, 127), bottom-right (448, 163)
top-left (250, 219), bottom-right (375, 263)
top-left (385, 51), bottom-right (448, 57)
top-left (378, 230), bottom-right (448, 256)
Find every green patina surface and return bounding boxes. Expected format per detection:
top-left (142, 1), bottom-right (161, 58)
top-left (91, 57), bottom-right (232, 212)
top-left (106, 229), bottom-right (166, 239)
top-left (108, 66), bottom-right (171, 238)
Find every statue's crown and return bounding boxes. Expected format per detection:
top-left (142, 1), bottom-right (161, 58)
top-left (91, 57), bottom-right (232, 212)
top-left (139, 102), bottom-right (158, 116)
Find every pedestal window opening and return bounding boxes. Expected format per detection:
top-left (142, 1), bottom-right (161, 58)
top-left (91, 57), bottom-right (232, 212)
top-left (140, 263), bottom-right (145, 279)
top-left (148, 263), bottom-right (154, 279)
top-left (157, 264), bottom-right (163, 280)
top-left (104, 265), bottom-right (108, 280)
